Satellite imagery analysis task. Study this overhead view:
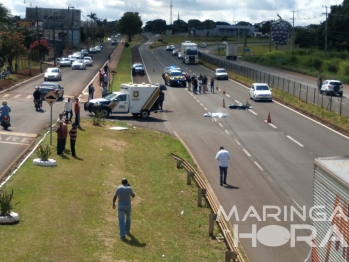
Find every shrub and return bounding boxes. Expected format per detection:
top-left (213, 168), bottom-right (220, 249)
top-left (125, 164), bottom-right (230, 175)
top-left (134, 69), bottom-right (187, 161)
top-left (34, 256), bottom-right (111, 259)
top-left (36, 144), bottom-right (52, 161)
top-left (325, 58), bottom-right (341, 73)
top-left (312, 57), bottom-right (323, 71)
top-left (91, 110), bottom-right (105, 126)
top-left (0, 189), bottom-right (19, 216)
top-left (339, 61), bottom-right (349, 76)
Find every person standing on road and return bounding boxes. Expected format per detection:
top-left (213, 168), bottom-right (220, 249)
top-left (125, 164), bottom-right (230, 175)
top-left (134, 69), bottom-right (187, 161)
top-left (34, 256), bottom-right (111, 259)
top-left (158, 90), bottom-right (165, 111)
top-left (64, 98), bottom-right (73, 121)
top-left (98, 70), bottom-right (104, 86)
top-left (317, 75), bottom-right (322, 92)
top-left (88, 83), bottom-right (95, 100)
top-left (198, 76), bottom-right (203, 94)
top-left (104, 63), bottom-right (109, 74)
top-left (101, 84), bottom-right (108, 97)
top-left (69, 122), bottom-right (77, 157)
top-left (215, 146), bottom-right (231, 186)
top-left (74, 98), bottom-right (81, 129)
top-left (210, 77), bottom-right (215, 93)
top-left (112, 178), bottom-right (135, 240)
top-left (187, 74), bottom-right (191, 91)
top-left (202, 75), bottom-right (208, 93)
top-left (103, 73), bottom-right (109, 89)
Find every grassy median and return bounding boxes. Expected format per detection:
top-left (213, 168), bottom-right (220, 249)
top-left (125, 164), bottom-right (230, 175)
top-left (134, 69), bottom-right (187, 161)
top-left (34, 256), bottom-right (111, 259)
top-left (0, 120), bottom-right (227, 261)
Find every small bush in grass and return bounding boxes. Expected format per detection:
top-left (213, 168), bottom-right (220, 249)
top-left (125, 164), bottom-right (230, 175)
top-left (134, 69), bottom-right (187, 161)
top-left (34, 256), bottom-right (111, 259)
top-left (325, 58), bottom-right (341, 74)
top-left (312, 57), bottom-right (323, 71)
top-left (0, 189), bottom-right (19, 216)
top-left (91, 110), bottom-right (105, 126)
top-left (36, 144), bottom-right (52, 161)
top-left (339, 61), bottom-right (349, 76)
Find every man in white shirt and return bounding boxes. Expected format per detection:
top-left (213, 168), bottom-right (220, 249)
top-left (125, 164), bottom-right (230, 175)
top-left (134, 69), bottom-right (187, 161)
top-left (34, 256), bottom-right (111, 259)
top-left (215, 146), bottom-right (231, 186)
top-left (64, 98), bottom-right (73, 122)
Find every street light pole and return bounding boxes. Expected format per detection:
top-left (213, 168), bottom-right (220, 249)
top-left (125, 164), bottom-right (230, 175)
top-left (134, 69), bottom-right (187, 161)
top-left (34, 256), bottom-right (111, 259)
top-left (67, 5), bottom-right (74, 54)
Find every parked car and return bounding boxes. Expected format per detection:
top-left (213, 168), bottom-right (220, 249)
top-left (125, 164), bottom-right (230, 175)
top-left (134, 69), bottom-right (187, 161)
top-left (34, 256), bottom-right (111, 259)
top-left (44, 67), bottom-right (62, 81)
top-left (166, 45), bottom-right (173, 51)
top-left (83, 56), bottom-right (93, 66)
top-left (201, 43), bottom-right (207, 48)
top-left (214, 68), bottom-right (228, 80)
top-left (163, 70), bottom-right (186, 87)
top-left (320, 80), bottom-right (343, 97)
top-left (58, 57), bottom-right (71, 67)
top-left (132, 63), bottom-right (145, 76)
top-left (89, 47), bottom-right (96, 54)
top-left (111, 40), bottom-right (118, 45)
top-left (39, 82), bottom-right (64, 100)
top-left (172, 49), bottom-right (179, 56)
top-left (249, 83), bottom-right (273, 102)
top-left (68, 55), bottom-right (77, 63)
top-left (72, 59), bottom-right (86, 70)
top-left (73, 52), bottom-right (84, 59)
top-left (81, 49), bottom-right (89, 57)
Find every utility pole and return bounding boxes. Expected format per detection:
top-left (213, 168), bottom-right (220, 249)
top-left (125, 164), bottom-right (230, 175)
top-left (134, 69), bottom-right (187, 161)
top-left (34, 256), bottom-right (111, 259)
top-left (35, 6), bottom-right (42, 72)
top-left (67, 5), bottom-right (74, 54)
top-left (290, 10), bottom-right (298, 55)
top-left (53, 9), bottom-right (56, 67)
top-left (323, 5), bottom-right (328, 55)
top-left (71, 8), bottom-right (74, 49)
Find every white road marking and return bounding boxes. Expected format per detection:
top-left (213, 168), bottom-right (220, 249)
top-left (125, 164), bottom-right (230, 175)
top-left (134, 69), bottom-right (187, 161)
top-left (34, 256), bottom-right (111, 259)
top-left (200, 103), bottom-right (203, 106)
top-left (26, 95), bottom-right (32, 99)
top-left (218, 123), bottom-right (223, 128)
top-left (234, 138), bottom-right (240, 146)
top-left (243, 149), bottom-right (251, 157)
top-left (2, 94), bottom-right (10, 97)
top-left (196, 99), bottom-right (200, 103)
top-left (249, 110), bottom-right (258, 115)
top-left (287, 135), bottom-right (304, 147)
top-left (14, 94), bottom-right (21, 98)
top-left (0, 141), bottom-right (31, 146)
top-left (268, 176), bottom-right (273, 182)
top-left (269, 123), bottom-right (277, 129)
top-left (292, 198), bottom-right (303, 210)
top-left (225, 94), bottom-right (230, 97)
top-left (235, 100), bottom-right (239, 103)
top-left (255, 162), bottom-right (264, 171)
top-left (204, 107), bottom-right (207, 110)
top-left (0, 131), bottom-right (37, 137)
top-left (225, 129), bottom-right (229, 135)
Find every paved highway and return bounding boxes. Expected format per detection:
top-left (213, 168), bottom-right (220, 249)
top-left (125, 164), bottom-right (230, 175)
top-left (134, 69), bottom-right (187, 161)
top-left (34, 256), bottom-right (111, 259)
top-left (137, 37), bottom-right (349, 261)
top-left (0, 41), bottom-right (117, 178)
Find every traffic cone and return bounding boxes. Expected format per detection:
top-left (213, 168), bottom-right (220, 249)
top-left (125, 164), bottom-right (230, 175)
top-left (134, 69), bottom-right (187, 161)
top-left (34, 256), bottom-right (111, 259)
top-left (223, 99), bottom-right (225, 108)
top-left (223, 88), bottom-right (226, 95)
top-left (216, 85), bottom-right (219, 91)
top-left (267, 113), bottom-right (271, 123)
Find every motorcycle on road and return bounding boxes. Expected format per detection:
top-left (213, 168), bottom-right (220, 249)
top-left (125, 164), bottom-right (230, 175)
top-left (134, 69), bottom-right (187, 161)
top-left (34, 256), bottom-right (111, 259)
top-left (1, 115), bottom-right (10, 130)
top-left (34, 98), bottom-right (42, 111)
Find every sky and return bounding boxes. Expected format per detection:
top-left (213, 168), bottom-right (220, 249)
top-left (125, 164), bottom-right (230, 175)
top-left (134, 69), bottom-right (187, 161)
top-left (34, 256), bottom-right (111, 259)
top-left (4, 0), bottom-right (345, 27)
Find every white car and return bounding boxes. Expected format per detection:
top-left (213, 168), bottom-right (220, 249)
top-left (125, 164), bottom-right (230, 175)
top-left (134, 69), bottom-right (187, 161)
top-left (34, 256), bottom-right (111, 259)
top-left (177, 52), bottom-right (182, 59)
top-left (249, 83), bottom-right (273, 102)
top-left (58, 57), bottom-right (71, 67)
top-left (72, 59), bottom-right (86, 70)
top-left (320, 80), bottom-right (343, 97)
top-left (201, 43), bottom-right (207, 48)
top-left (68, 55), bottom-right (77, 63)
top-left (83, 57), bottom-right (93, 66)
top-left (214, 68), bottom-right (228, 80)
top-left (44, 67), bottom-right (62, 81)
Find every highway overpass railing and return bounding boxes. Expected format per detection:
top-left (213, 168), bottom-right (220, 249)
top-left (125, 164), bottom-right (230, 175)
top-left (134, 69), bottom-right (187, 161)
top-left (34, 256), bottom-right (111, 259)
top-left (199, 52), bottom-right (346, 117)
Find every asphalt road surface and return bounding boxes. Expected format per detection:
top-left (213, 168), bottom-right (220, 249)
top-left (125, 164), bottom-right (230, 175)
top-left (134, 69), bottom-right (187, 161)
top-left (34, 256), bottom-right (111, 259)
top-left (0, 40), bottom-right (119, 179)
top-left (130, 36), bottom-right (349, 262)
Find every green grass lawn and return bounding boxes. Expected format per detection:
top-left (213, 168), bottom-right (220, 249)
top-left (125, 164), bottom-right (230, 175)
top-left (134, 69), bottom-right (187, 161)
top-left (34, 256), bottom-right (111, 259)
top-left (0, 120), bottom-right (227, 261)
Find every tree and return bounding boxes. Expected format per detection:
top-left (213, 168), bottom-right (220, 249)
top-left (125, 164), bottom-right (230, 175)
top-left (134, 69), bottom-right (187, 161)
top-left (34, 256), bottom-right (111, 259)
top-left (0, 3), bottom-right (11, 29)
top-left (144, 19), bottom-right (167, 33)
top-left (87, 12), bottom-right (97, 46)
top-left (172, 19), bottom-right (187, 34)
top-left (237, 21), bottom-right (252, 26)
top-left (254, 20), bottom-right (275, 35)
top-left (0, 30), bottom-right (27, 69)
top-left (29, 38), bottom-right (51, 56)
top-left (216, 21), bottom-right (230, 26)
top-left (116, 12), bottom-right (142, 42)
top-left (188, 19), bottom-right (201, 35)
top-left (295, 28), bottom-right (318, 48)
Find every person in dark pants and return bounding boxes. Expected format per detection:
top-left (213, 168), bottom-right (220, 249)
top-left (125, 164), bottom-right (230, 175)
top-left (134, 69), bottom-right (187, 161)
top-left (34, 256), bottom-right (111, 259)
top-left (215, 146), bottom-right (231, 186)
top-left (158, 90), bottom-right (165, 111)
top-left (88, 84), bottom-right (95, 100)
top-left (317, 75), bottom-right (322, 92)
top-left (210, 77), bottom-right (215, 93)
top-left (55, 121), bottom-right (65, 155)
top-left (64, 98), bottom-right (73, 121)
top-left (62, 119), bottom-right (68, 151)
top-left (112, 178), bottom-right (135, 240)
top-left (69, 122), bottom-right (77, 157)
top-left (74, 98), bottom-right (81, 128)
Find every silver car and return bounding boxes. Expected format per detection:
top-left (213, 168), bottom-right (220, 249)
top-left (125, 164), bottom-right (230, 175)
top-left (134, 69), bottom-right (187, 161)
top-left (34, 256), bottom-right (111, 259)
top-left (214, 68), bottom-right (228, 80)
top-left (72, 59), bottom-right (86, 70)
top-left (58, 57), bottom-right (71, 67)
top-left (83, 57), bottom-right (93, 66)
top-left (44, 67), bottom-right (62, 81)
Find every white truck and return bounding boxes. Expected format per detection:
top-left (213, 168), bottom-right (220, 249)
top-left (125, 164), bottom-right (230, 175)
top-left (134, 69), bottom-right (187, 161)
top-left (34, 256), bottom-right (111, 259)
top-left (181, 42), bottom-right (198, 64)
top-left (226, 44), bottom-right (238, 60)
top-left (310, 156), bottom-right (349, 262)
top-left (84, 83), bottom-right (164, 118)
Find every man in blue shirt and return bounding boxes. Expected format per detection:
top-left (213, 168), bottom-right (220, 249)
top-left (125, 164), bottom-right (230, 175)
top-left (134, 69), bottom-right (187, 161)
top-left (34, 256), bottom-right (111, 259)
top-left (0, 100), bottom-right (11, 122)
top-left (112, 178), bottom-right (135, 239)
top-left (215, 146), bottom-right (231, 186)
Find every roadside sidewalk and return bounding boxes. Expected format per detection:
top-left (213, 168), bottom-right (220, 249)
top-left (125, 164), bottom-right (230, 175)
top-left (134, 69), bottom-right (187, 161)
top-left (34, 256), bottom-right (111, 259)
top-left (79, 38), bottom-right (126, 103)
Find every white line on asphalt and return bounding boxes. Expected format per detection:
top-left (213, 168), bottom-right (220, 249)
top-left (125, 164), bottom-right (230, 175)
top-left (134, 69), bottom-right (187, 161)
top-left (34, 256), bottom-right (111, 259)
top-left (225, 129), bottom-right (229, 135)
top-left (292, 198), bottom-right (303, 210)
top-left (196, 99), bottom-right (200, 103)
top-left (255, 162), bottom-right (264, 171)
top-left (26, 95), bottom-right (32, 99)
top-left (204, 107), bottom-right (207, 111)
top-left (234, 138), bottom-right (240, 145)
top-left (2, 94), bottom-right (10, 97)
top-left (269, 123), bottom-right (277, 129)
top-left (218, 123), bottom-right (223, 128)
top-left (287, 135), bottom-right (304, 147)
top-left (226, 94), bottom-right (230, 97)
top-left (243, 149), bottom-right (251, 157)
top-left (0, 141), bottom-right (30, 146)
top-left (200, 103), bottom-right (203, 106)
top-left (249, 110), bottom-right (258, 115)
top-left (268, 176), bottom-right (273, 182)
top-left (234, 100), bottom-right (239, 103)
top-left (14, 94), bottom-right (21, 98)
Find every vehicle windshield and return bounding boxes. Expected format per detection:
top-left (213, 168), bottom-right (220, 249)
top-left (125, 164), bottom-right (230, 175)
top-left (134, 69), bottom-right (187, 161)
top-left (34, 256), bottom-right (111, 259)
top-left (104, 93), bottom-right (118, 101)
top-left (186, 49), bottom-right (198, 55)
top-left (330, 82), bottom-right (342, 86)
top-left (171, 71), bottom-right (182, 76)
top-left (256, 85), bottom-right (270, 91)
top-left (217, 69), bottom-right (226, 73)
top-left (48, 69), bottom-right (59, 73)
top-left (75, 60), bottom-right (83, 63)
top-left (62, 58), bottom-right (69, 61)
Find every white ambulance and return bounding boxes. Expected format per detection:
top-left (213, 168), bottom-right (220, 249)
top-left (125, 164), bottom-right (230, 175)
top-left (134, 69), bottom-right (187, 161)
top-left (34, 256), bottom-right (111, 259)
top-left (84, 83), bottom-right (165, 118)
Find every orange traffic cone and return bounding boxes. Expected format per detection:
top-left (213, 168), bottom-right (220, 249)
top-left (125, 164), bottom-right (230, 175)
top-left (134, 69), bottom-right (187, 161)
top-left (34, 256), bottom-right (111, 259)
top-left (223, 99), bottom-right (226, 108)
top-left (267, 113), bottom-right (271, 123)
top-left (216, 85), bottom-right (219, 91)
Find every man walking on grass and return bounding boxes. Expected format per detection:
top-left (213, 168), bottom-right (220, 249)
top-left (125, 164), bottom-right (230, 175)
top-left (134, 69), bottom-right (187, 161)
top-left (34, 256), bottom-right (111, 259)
top-left (112, 178), bottom-right (135, 240)
top-left (69, 123), bottom-right (77, 157)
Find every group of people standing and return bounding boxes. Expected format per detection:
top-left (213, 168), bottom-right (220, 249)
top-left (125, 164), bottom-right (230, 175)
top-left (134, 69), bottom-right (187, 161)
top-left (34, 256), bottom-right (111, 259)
top-left (185, 74), bottom-right (215, 94)
top-left (55, 113), bottom-right (78, 157)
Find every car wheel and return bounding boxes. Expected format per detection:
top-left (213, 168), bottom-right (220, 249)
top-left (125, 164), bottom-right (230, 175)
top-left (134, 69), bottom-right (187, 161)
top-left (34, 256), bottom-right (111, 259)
top-left (140, 110), bottom-right (150, 119)
top-left (101, 108), bottom-right (110, 118)
top-left (44, 78), bottom-right (47, 81)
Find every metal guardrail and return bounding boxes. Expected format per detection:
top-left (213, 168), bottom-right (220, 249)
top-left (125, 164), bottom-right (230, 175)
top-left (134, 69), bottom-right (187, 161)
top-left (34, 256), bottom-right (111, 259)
top-left (171, 153), bottom-right (244, 262)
